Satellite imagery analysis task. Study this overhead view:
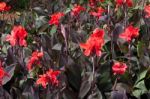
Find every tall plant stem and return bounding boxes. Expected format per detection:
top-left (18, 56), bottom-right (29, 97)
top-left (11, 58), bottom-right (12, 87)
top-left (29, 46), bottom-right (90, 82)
top-left (112, 77), bottom-right (118, 91)
top-left (92, 56), bottom-right (95, 82)
top-left (107, 4), bottom-right (115, 59)
top-left (128, 43), bottom-right (132, 73)
top-left (124, 5), bottom-right (127, 27)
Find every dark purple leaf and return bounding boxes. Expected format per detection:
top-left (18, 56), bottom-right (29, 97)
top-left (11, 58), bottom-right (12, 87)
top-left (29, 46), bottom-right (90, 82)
top-left (110, 91), bottom-right (128, 99)
top-left (2, 64), bottom-right (16, 85)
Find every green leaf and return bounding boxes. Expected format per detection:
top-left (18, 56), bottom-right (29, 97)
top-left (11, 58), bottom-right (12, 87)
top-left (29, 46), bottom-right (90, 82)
top-left (132, 5), bottom-right (143, 10)
top-left (52, 43), bottom-right (62, 51)
top-left (133, 70), bottom-right (148, 98)
top-left (50, 25), bottom-right (57, 35)
top-left (79, 79), bottom-right (91, 98)
top-left (65, 8), bottom-right (71, 14)
top-left (133, 82), bottom-right (147, 98)
top-left (137, 41), bottom-right (145, 57)
top-left (135, 70), bottom-right (148, 85)
top-left (35, 16), bottom-right (47, 29)
top-left (38, 24), bottom-right (49, 32)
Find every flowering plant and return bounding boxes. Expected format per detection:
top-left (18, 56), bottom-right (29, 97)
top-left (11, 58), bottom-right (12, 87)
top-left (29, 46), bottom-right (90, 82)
top-left (0, 0), bottom-right (150, 99)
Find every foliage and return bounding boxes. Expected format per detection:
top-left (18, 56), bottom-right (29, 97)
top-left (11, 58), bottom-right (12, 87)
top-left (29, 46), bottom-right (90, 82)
top-left (0, 0), bottom-right (150, 99)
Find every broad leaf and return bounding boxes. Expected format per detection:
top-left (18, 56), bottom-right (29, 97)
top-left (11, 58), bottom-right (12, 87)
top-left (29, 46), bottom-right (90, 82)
top-left (2, 64), bottom-right (16, 85)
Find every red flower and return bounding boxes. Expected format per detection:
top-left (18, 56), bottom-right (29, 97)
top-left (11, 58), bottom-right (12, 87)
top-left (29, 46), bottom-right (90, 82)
top-left (0, 61), bottom-right (9, 85)
top-left (36, 69), bottom-right (60, 88)
top-left (112, 62), bottom-right (127, 75)
top-left (6, 25), bottom-right (28, 47)
top-left (71, 4), bottom-right (85, 16)
top-left (27, 51), bottom-right (43, 71)
top-left (36, 74), bottom-right (48, 88)
top-left (116, 0), bottom-right (133, 7)
top-left (0, 2), bottom-right (11, 12)
top-left (46, 69), bottom-right (60, 86)
top-left (90, 7), bottom-right (105, 18)
top-left (144, 5), bottom-right (150, 18)
top-left (119, 25), bottom-right (139, 42)
top-left (49, 12), bottom-right (65, 26)
top-left (80, 28), bottom-right (105, 56)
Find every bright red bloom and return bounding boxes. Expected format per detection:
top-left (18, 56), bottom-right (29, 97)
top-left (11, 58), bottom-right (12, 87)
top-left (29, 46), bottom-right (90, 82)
top-left (0, 2), bottom-right (11, 12)
top-left (0, 61), bottom-right (9, 85)
top-left (80, 28), bottom-right (105, 56)
top-left (36, 69), bottom-right (60, 88)
top-left (46, 69), bottom-right (60, 86)
top-left (116, 0), bottom-right (133, 7)
top-left (119, 25), bottom-right (139, 42)
top-left (36, 74), bottom-right (48, 88)
top-left (6, 25), bottom-right (28, 47)
top-left (90, 7), bottom-right (105, 18)
top-left (49, 12), bottom-right (65, 26)
top-left (112, 62), bottom-right (127, 75)
top-left (27, 51), bottom-right (43, 71)
top-left (71, 4), bottom-right (85, 16)
top-left (144, 5), bottom-right (150, 18)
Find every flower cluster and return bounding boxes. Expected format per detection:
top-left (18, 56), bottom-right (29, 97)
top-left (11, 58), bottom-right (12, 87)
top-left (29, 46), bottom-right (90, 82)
top-left (1, 0), bottom-right (149, 96)
top-left (49, 12), bottom-right (65, 26)
top-left (80, 28), bottom-right (105, 56)
top-left (27, 51), bottom-right (44, 71)
top-left (112, 62), bottom-right (128, 75)
top-left (71, 4), bottom-right (85, 16)
top-left (116, 0), bottom-right (133, 7)
top-left (36, 69), bottom-right (61, 88)
top-left (144, 4), bottom-right (150, 18)
top-left (0, 2), bottom-right (11, 12)
top-left (119, 25), bottom-right (139, 42)
top-left (90, 7), bottom-right (105, 18)
top-left (6, 25), bottom-right (28, 47)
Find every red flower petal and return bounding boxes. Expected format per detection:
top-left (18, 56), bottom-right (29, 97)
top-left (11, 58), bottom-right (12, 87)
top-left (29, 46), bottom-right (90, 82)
top-left (71, 4), bottom-right (85, 16)
top-left (144, 5), bottom-right (150, 18)
top-left (27, 51), bottom-right (43, 71)
top-left (6, 25), bottom-right (28, 47)
top-left (80, 28), bottom-right (105, 56)
top-left (112, 62), bottom-right (128, 75)
top-left (119, 25), bottom-right (139, 43)
top-left (49, 12), bottom-right (64, 26)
